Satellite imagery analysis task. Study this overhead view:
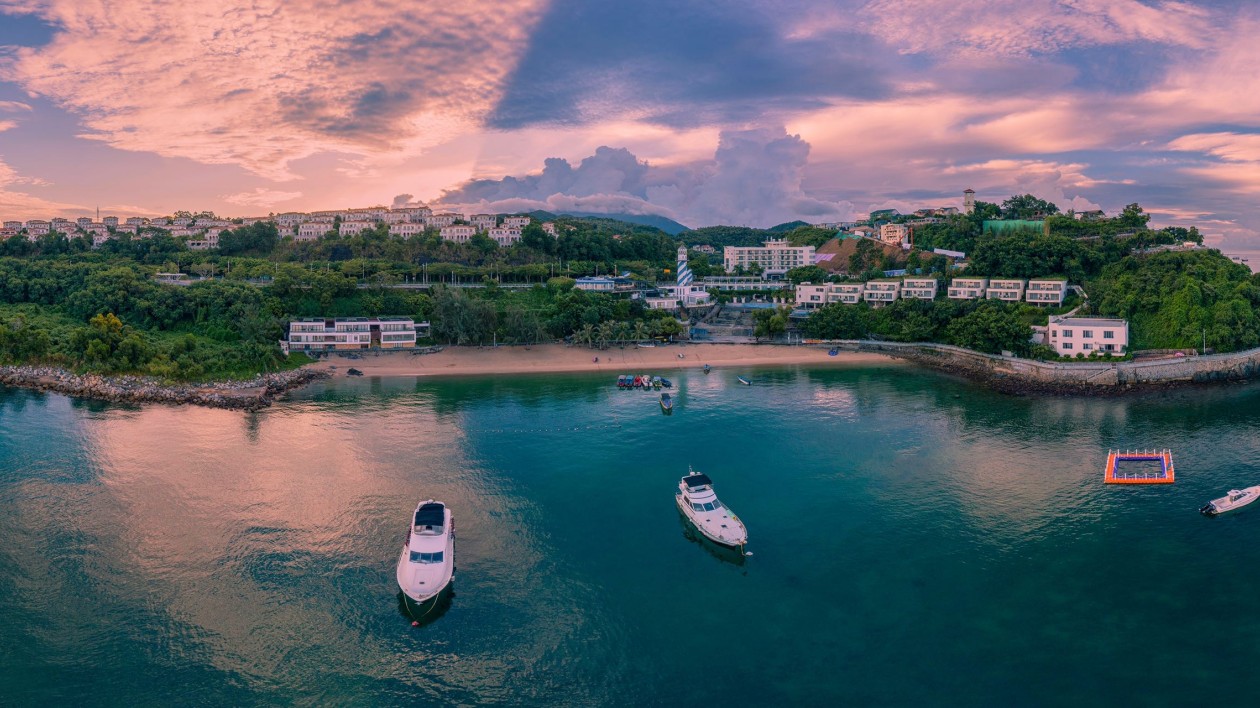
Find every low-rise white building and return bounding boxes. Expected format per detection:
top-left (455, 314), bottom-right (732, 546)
top-left (879, 223), bottom-right (909, 247)
top-left (92, 233), bottom-right (112, 247)
top-left (426, 213), bottom-right (460, 228)
top-left (103, 216), bottom-right (119, 227)
top-left (488, 226), bottom-right (521, 246)
top-left (541, 222), bottom-right (557, 236)
top-left (503, 215), bottom-right (531, 229)
top-left (863, 280), bottom-right (901, 306)
top-left (296, 222), bottom-right (328, 241)
top-left (1047, 316), bottom-right (1128, 356)
top-left (389, 222), bottom-right (426, 238)
top-left (439, 224), bottom-right (476, 243)
top-left (574, 276), bottom-right (616, 292)
top-left (382, 211), bottom-right (408, 223)
top-left (901, 277), bottom-right (938, 300)
top-left (470, 214), bottom-right (498, 230)
top-left (3, 220), bottom-right (22, 230)
top-left (114, 224), bottom-right (138, 235)
top-left (723, 239), bottom-right (816, 276)
top-left (948, 277), bottom-right (987, 300)
top-left (339, 220), bottom-right (374, 237)
top-left (796, 282), bottom-right (831, 309)
top-left (125, 217), bottom-right (148, 226)
top-left (986, 278), bottom-right (1026, 302)
top-left (1026, 279), bottom-right (1069, 305)
top-left (285, 317), bottom-right (425, 352)
top-left (275, 212), bottom-right (306, 228)
top-left (25, 220), bottom-right (50, 236)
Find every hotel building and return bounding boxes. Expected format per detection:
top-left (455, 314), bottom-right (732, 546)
top-left (284, 317), bottom-right (428, 352)
top-left (948, 278), bottom-right (987, 300)
top-left (863, 280), bottom-right (901, 306)
top-left (1026, 279), bottom-right (1069, 306)
top-left (985, 278), bottom-right (1026, 302)
top-left (901, 278), bottom-right (939, 300)
top-left (723, 240), bottom-right (816, 277)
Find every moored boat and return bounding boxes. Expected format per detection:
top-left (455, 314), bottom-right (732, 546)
top-left (737, 376), bottom-right (751, 386)
top-left (703, 364), bottom-right (711, 374)
top-left (675, 468), bottom-right (748, 551)
top-left (397, 500), bottom-right (455, 607)
top-left (660, 392), bottom-right (673, 412)
top-left (660, 378), bottom-right (672, 388)
top-left (652, 376), bottom-right (662, 390)
top-left (617, 375), bottom-right (627, 389)
top-left (633, 375), bottom-right (643, 388)
top-left (1200, 486), bottom-right (1260, 516)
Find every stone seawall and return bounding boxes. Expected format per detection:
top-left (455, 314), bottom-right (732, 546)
top-left (0, 366), bottom-right (330, 410)
top-left (832, 341), bottom-right (1260, 394)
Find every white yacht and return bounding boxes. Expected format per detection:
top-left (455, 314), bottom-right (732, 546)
top-left (396, 500), bottom-right (455, 605)
top-left (676, 469), bottom-right (748, 551)
top-left (1200, 486), bottom-right (1260, 516)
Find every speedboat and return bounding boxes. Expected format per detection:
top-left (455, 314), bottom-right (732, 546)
top-left (660, 378), bottom-right (672, 388)
top-left (737, 376), bottom-right (751, 386)
top-left (675, 468), bottom-right (748, 551)
top-left (652, 376), bottom-right (662, 390)
top-left (660, 392), bottom-right (673, 412)
top-left (1200, 486), bottom-right (1260, 516)
top-left (397, 500), bottom-right (455, 605)
top-left (617, 375), bottom-right (627, 389)
top-left (633, 375), bottom-right (643, 388)
top-left (703, 364), bottom-right (711, 374)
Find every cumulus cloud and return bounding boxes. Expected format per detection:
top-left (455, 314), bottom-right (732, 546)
top-left (1, 0), bottom-right (549, 179)
top-left (221, 188), bottom-right (303, 209)
top-left (439, 127), bottom-right (859, 227)
top-left (0, 156), bottom-right (88, 219)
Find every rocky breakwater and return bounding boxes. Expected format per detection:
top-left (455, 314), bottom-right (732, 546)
top-left (0, 366), bottom-right (330, 410)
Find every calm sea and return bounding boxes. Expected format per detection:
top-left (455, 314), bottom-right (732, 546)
top-left (4, 365), bottom-right (1260, 705)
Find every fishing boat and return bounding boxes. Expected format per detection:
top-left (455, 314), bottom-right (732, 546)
top-left (676, 468), bottom-right (747, 551)
top-left (616, 375), bottom-right (627, 389)
top-left (397, 500), bottom-right (455, 608)
top-left (1200, 486), bottom-right (1260, 516)
top-left (737, 376), bottom-right (751, 386)
top-left (660, 378), bottom-right (672, 388)
top-left (641, 374), bottom-right (651, 390)
top-left (702, 364), bottom-right (711, 374)
top-left (632, 375), bottom-right (643, 388)
top-left (652, 376), bottom-right (662, 390)
top-left (660, 392), bottom-right (673, 413)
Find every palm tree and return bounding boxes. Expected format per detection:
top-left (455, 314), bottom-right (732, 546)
top-left (613, 321), bottom-right (631, 346)
top-left (596, 321), bottom-right (614, 350)
top-left (632, 321), bottom-right (650, 343)
top-left (575, 323), bottom-right (595, 348)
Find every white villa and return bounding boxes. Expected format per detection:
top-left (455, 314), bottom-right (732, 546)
top-left (389, 222), bottom-right (426, 238)
top-left (985, 279), bottom-right (1026, 302)
top-left (296, 223), bottom-right (327, 241)
top-left (488, 226), bottom-right (522, 246)
top-left (901, 278), bottom-right (938, 300)
top-left (503, 215), bottom-right (531, 229)
top-left (1026, 279), bottom-right (1069, 305)
top-left (471, 214), bottom-right (498, 230)
top-left (339, 220), bottom-right (374, 237)
top-left (948, 278), bottom-right (987, 299)
top-left (723, 239), bottom-right (816, 277)
top-left (1047, 316), bottom-right (1128, 356)
top-left (863, 280), bottom-right (901, 306)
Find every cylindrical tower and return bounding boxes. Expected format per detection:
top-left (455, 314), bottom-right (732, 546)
top-left (676, 245), bottom-right (693, 286)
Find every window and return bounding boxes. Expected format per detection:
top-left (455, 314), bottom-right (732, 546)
top-left (1082, 330), bottom-right (1093, 338)
top-left (409, 550), bottom-right (445, 563)
top-left (1063, 342), bottom-right (1074, 350)
top-left (1103, 344), bottom-right (1114, 351)
top-left (1083, 343), bottom-right (1093, 350)
top-left (1103, 331), bottom-right (1114, 339)
top-left (691, 502), bottom-right (705, 512)
top-left (1062, 330), bottom-right (1073, 338)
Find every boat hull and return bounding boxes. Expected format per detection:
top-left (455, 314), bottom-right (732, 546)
top-left (396, 545), bottom-right (455, 604)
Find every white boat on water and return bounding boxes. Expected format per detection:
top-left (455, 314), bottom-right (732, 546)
top-left (676, 468), bottom-right (748, 551)
top-left (1200, 486), bottom-right (1260, 516)
top-left (397, 500), bottom-right (455, 604)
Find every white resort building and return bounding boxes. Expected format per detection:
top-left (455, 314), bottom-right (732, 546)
top-left (440, 224), bottom-right (476, 243)
top-left (283, 317), bottom-right (429, 353)
top-left (863, 280), bottom-right (901, 306)
top-left (723, 240), bottom-right (816, 277)
top-left (1047, 316), bottom-right (1128, 356)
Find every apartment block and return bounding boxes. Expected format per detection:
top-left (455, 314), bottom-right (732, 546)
top-left (1047, 317), bottom-right (1128, 356)
top-left (985, 278), bottom-right (1026, 302)
top-left (1026, 279), bottom-right (1069, 305)
top-left (901, 278), bottom-right (938, 300)
top-left (948, 278), bottom-right (987, 300)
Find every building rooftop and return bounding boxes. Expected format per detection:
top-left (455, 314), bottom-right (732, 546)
top-left (1051, 316), bottom-right (1127, 327)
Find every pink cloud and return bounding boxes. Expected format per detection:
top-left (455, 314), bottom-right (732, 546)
top-left (221, 188), bottom-right (303, 208)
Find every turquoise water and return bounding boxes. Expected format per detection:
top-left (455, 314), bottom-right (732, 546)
top-left (4, 365), bottom-right (1260, 705)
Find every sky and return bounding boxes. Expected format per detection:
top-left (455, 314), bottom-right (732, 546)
top-left (0, 0), bottom-right (1258, 246)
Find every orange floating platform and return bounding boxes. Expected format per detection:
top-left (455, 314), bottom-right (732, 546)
top-left (1105, 449), bottom-right (1175, 484)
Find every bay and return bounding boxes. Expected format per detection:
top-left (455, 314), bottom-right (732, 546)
top-left (3, 364), bottom-right (1260, 705)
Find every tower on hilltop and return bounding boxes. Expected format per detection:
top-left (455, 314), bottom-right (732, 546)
top-left (963, 188), bottom-right (976, 215)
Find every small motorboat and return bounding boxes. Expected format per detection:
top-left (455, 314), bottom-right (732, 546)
top-left (660, 393), bottom-right (673, 413)
top-left (737, 376), bottom-right (751, 386)
top-left (641, 374), bottom-right (651, 390)
top-left (633, 375), bottom-right (643, 388)
top-left (1200, 486), bottom-right (1260, 516)
top-left (660, 378), bottom-right (672, 388)
top-left (676, 468), bottom-right (747, 551)
top-left (397, 500), bottom-right (455, 606)
top-left (617, 375), bottom-right (627, 388)
top-left (347, 367), bottom-right (364, 376)
top-left (702, 364), bottom-right (711, 374)
top-left (652, 376), bottom-right (662, 390)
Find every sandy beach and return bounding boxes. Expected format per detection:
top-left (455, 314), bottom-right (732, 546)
top-left (305, 343), bottom-right (901, 379)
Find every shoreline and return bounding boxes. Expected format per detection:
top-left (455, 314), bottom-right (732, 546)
top-left (0, 365), bottom-right (329, 410)
top-left (303, 343), bottom-right (902, 379)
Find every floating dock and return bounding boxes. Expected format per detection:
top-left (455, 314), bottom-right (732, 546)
top-left (1104, 449), bottom-right (1175, 484)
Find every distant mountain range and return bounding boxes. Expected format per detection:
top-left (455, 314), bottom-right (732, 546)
top-left (521, 210), bottom-right (814, 237)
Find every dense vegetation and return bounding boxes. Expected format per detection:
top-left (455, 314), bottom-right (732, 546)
top-left (802, 299), bottom-right (1037, 356)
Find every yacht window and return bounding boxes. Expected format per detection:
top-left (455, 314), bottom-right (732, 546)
top-left (691, 502), bottom-right (705, 511)
top-left (409, 551), bottom-right (445, 563)
top-left (711, 500), bottom-right (723, 509)
top-left (702, 502), bottom-right (716, 511)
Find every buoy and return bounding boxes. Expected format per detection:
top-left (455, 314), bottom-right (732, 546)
top-left (744, 551), bottom-right (754, 557)
top-left (411, 621), bottom-right (420, 627)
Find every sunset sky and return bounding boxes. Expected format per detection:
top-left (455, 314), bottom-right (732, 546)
top-left (1, 0), bottom-right (1257, 244)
